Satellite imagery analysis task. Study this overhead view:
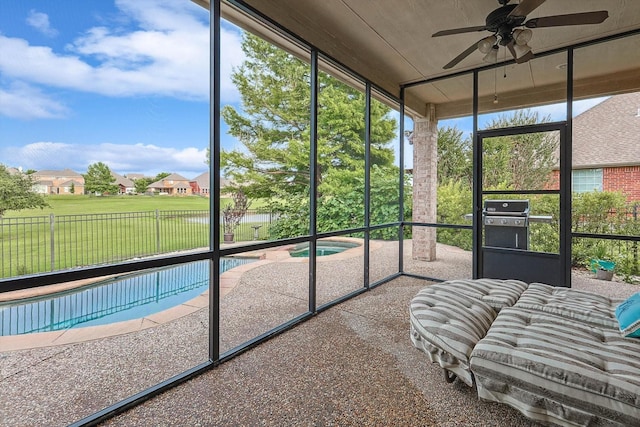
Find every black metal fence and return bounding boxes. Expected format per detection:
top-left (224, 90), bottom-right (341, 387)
top-left (0, 209), bottom-right (274, 279)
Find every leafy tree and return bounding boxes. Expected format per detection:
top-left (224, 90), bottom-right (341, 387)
top-left (269, 166), bottom-right (408, 240)
top-left (219, 33), bottom-right (398, 237)
top-left (437, 110), bottom-right (557, 191)
top-left (134, 178), bottom-right (152, 194)
top-left (155, 172), bottom-right (171, 181)
top-left (84, 162), bottom-right (118, 195)
top-left (483, 110), bottom-right (557, 190)
top-left (436, 110), bottom-right (559, 250)
top-left (0, 164), bottom-right (49, 217)
top-left (220, 33), bottom-right (397, 201)
top-left (437, 126), bottom-right (472, 186)
top-left (436, 180), bottom-right (472, 250)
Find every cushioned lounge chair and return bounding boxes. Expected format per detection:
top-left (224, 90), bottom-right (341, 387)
top-left (410, 279), bottom-right (640, 427)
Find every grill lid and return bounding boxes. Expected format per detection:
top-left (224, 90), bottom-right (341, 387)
top-left (483, 199), bottom-right (530, 216)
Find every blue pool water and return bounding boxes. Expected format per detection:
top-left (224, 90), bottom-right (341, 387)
top-left (289, 241), bottom-right (359, 257)
top-left (0, 258), bottom-right (254, 336)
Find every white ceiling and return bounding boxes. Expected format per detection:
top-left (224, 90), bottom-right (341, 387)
top-left (210, 0), bottom-right (640, 118)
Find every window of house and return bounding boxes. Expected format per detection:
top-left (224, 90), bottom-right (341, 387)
top-left (572, 168), bottom-right (603, 193)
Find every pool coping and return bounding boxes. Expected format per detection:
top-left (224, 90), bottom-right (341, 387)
top-left (0, 237), bottom-right (376, 352)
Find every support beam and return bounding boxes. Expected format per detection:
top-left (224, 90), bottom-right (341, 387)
top-left (411, 104), bottom-right (438, 261)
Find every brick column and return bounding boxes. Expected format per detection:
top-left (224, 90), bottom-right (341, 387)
top-left (412, 105), bottom-right (437, 261)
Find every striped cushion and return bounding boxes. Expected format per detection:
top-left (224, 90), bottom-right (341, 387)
top-left (410, 286), bottom-right (497, 386)
top-left (515, 282), bottom-right (623, 329)
top-left (431, 278), bottom-right (529, 312)
top-left (470, 307), bottom-right (640, 427)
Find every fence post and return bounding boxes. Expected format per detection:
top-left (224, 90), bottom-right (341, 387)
top-left (50, 214), bottom-right (55, 272)
top-left (155, 209), bottom-right (160, 254)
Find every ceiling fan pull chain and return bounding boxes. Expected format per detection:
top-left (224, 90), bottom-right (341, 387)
top-left (504, 48), bottom-right (507, 78)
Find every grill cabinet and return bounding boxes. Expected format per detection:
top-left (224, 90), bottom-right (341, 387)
top-left (483, 200), bottom-right (530, 250)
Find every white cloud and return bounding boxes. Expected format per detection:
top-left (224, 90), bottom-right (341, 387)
top-left (0, 0), bottom-right (244, 107)
top-left (0, 82), bottom-right (69, 119)
top-left (1, 141), bottom-right (208, 177)
top-left (26, 10), bottom-right (59, 38)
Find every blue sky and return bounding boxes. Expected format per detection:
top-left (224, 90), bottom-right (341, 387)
top-left (0, 1), bottom-right (605, 178)
top-left (0, 0), bottom-right (245, 178)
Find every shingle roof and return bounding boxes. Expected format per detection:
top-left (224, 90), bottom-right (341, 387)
top-left (189, 172), bottom-right (233, 191)
top-left (191, 172), bottom-right (209, 187)
top-left (572, 92), bottom-right (640, 168)
top-left (111, 171), bottom-right (135, 187)
top-left (147, 173), bottom-right (191, 188)
top-left (125, 173), bottom-right (146, 180)
top-left (162, 173), bottom-right (190, 181)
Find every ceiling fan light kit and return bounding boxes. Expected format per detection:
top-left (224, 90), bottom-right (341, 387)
top-left (433, 0), bottom-right (609, 69)
top-left (513, 28), bottom-right (533, 45)
top-left (513, 42), bottom-right (532, 58)
top-left (478, 35), bottom-right (498, 54)
top-left (483, 45), bottom-right (500, 63)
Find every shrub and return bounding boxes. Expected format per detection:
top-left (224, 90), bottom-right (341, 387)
top-left (436, 180), bottom-right (472, 250)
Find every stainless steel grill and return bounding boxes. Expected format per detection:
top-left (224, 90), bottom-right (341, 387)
top-left (483, 200), bottom-right (530, 249)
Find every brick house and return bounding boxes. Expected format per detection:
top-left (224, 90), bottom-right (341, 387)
top-left (189, 172), bottom-right (232, 197)
top-left (111, 171), bottom-right (135, 194)
top-left (31, 169), bottom-right (85, 195)
top-left (190, 172), bottom-right (210, 197)
top-left (550, 92), bottom-right (640, 202)
top-left (146, 173), bottom-right (193, 196)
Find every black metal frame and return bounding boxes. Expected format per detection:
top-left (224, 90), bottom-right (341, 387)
top-left (474, 122), bottom-right (569, 285)
top-left (400, 27), bottom-right (640, 286)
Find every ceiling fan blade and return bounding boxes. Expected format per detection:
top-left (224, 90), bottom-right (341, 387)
top-left (508, 0), bottom-right (546, 18)
top-left (525, 11), bottom-right (609, 28)
top-left (432, 26), bottom-right (487, 37)
top-left (443, 41), bottom-right (481, 69)
top-left (516, 51), bottom-right (535, 64)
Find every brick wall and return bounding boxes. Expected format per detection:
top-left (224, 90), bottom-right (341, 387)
top-left (547, 170), bottom-right (560, 191)
top-left (604, 166), bottom-right (640, 202)
top-left (548, 167), bottom-right (640, 202)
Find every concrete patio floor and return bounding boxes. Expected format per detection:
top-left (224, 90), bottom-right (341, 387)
top-left (1, 242), bottom-right (637, 426)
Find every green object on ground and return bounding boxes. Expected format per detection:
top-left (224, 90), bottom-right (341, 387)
top-left (590, 259), bottom-right (616, 272)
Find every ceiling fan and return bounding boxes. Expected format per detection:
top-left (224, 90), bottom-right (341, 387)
top-left (433, 0), bottom-right (609, 69)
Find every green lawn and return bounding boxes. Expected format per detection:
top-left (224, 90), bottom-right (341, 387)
top-left (5, 194), bottom-right (269, 217)
top-left (1, 195), bottom-right (272, 279)
top-left (5, 195), bottom-right (211, 217)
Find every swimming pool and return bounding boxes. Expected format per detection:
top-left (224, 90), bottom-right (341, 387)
top-left (288, 241), bottom-right (360, 257)
top-left (0, 258), bottom-right (254, 336)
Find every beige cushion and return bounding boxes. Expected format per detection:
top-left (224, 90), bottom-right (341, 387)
top-left (471, 307), bottom-right (640, 427)
top-left (515, 282), bottom-right (622, 329)
top-left (410, 285), bottom-right (497, 386)
top-left (430, 278), bottom-right (529, 312)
